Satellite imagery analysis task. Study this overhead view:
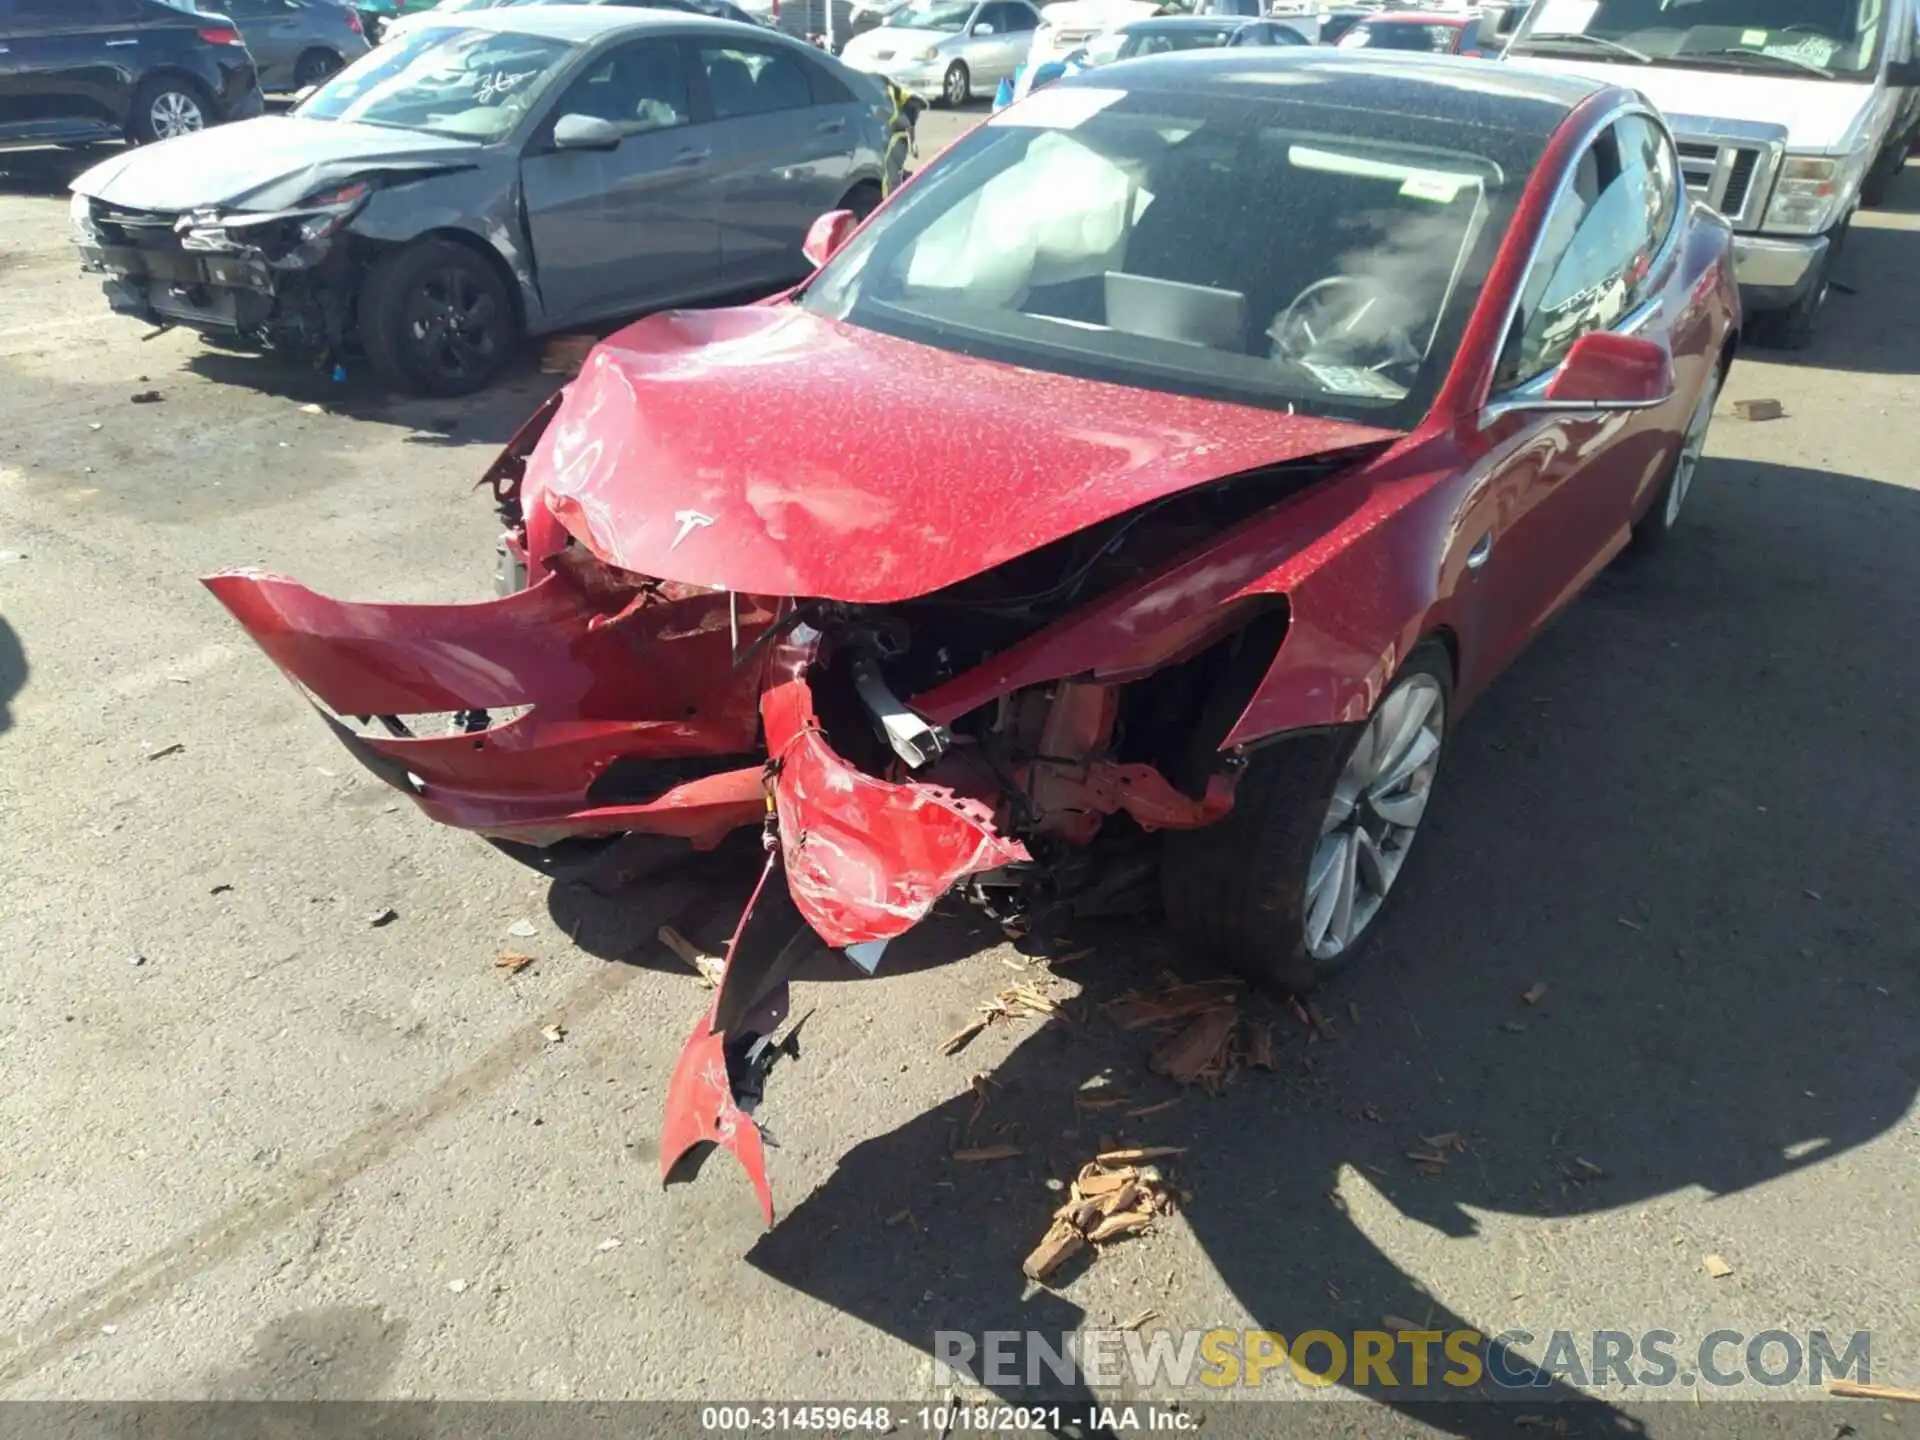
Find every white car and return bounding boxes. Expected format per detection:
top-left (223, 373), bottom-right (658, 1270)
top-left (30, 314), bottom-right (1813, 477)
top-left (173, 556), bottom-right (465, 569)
top-left (839, 0), bottom-right (1043, 104)
top-left (1024, 0), bottom-right (1159, 71)
top-left (378, 0), bottom-right (515, 46)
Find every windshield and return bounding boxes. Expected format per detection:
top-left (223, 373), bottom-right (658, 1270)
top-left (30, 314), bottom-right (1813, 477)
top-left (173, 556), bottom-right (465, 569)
top-left (799, 84), bottom-right (1523, 425)
top-left (1509, 0), bottom-right (1886, 79)
top-left (297, 26), bottom-right (575, 140)
top-left (1115, 24), bottom-right (1240, 54)
top-left (432, 0), bottom-right (509, 11)
top-left (886, 0), bottom-right (972, 28)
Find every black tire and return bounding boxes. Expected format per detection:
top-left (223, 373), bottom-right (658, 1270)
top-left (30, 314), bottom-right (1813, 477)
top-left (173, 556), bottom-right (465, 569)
top-left (940, 61), bottom-right (970, 107)
top-left (1631, 359), bottom-right (1722, 553)
top-left (840, 180), bottom-right (883, 219)
top-left (1860, 141), bottom-right (1906, 207)
top-left (293, 48), bottom-right (344, 89)
top-left (1748, 222), bottom-right (1844, 351)
top-left (1162, 642), bottom-right (1453, 993)
top-left (358, 239), bottom-right (517, 397)
top-left (128, 74), bottom-right (213, 144)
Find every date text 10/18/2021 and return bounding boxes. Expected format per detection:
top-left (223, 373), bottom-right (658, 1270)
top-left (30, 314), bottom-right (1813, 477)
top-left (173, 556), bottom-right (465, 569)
top-left (700, 1405), bottom-right (1198, 1432)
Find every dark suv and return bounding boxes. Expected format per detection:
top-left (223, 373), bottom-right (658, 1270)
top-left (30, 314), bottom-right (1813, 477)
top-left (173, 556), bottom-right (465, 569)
top-left (0, 0), bottom-right (264, 148)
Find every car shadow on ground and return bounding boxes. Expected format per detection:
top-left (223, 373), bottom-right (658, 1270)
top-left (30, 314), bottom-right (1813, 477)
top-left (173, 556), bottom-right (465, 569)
top-left (0, 145), bottom-right (112, 198)
top-left (0, 613), bottom-right (24, 736)
top-left (727, 455), bottom-right (1920, 1437)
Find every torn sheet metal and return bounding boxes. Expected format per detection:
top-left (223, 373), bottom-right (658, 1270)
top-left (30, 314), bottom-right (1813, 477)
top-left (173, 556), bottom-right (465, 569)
top-left (760, 627), bottom-right (1030, 949)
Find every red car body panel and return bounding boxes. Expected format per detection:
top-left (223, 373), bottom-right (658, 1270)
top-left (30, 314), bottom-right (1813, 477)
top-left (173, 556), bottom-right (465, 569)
top-left (207, 65), bottom-right (1741, 1225)
top-left (762, 627), bottom-right (1030, 946)
top-left (529, 305), bottom-right (1396, 604)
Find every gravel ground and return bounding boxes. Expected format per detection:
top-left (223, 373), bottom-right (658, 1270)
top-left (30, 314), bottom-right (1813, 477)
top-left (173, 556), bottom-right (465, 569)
top-left (0, 115), bottom-right (1916, 1438)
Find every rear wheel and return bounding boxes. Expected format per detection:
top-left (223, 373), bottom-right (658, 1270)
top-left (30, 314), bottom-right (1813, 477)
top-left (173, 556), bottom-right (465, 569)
top-left (293, 48), bottom-right (344, 89)
top-left (129, 75), bottom-right (211, 143)
top-left (941, 61), bottom-right (970, 107)
top-left (1162, 643), bottom-right (1452, 992)
top-left (358, 239), bottom-right (516, 397)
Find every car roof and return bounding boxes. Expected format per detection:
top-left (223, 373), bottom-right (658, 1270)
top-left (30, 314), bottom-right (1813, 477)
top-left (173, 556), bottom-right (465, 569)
top-left (1363, 11), bottom-right (1473, 24)
top-left (409, 2), bottom-right (768, 42)
top-left (1080, 45), bottom-right (1607, 130)
top-left (1120, 14), bottom-right (1251, 26)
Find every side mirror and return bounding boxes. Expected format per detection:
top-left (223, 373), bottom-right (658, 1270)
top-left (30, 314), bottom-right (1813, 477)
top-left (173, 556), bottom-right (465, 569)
top-left (552, 113), bottom-right (624, 151)
top-left (802, 207), bottom-right (858, 268)
top-left (1885, 57), bottom-right (1920, 86)
top-left (1487, 331), bottom-right (1675, 421)
top-left (973, 21), bottom-right (995, 33)
top-left (1544, 330), bottom-right (1675, 408)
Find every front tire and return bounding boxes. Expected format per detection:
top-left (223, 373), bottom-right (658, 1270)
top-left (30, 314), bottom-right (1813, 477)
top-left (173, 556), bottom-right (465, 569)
top-left (940, 61), bottom-right (970, 107)
top-left (1163, 643), bottom-right (1452, 992)
top-left (358, 239), bottom-right (516, 397)
top-left (1749, 222), bottom-right (1845, 351)
top-left (129, 75), bottom-right (212, 143)
top-left (1632, 360), bottom-right (1721, 552)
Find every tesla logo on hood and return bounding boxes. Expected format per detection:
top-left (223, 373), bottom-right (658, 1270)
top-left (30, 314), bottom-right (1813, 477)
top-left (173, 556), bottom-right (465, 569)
top-left (670, 509), bottom-right (716, 550)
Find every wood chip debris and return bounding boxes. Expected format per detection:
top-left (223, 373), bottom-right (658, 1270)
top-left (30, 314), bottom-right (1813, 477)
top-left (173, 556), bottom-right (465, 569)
top-left (1733, 397), bottom-right (1784, 422)
top-left (1097, 1145), bottom-right (1185, 1164)
top-left (658, 925), bottom-right (725, 987)
top-left (1118, 1309), bottom-right (1159, 1331)
top-left (1522, 981), bottom-right (1549, 1005)
top-left (541, 334), bottom-right (598, 374)
top-left (494, 951), bottom-right (535, 975)
top-left (1702, 1253), bottom-right (1734, 1279)
top-left (1105, 977), bottom-right (1288, 1092)
top-left (952, 1144), bottom-right (1023, 1163)
top-left (940, 980), bottom-right (1066, 1055)
top-left (1826, 1380), bottom-right (1920, 1403)
top-left (1024, 1158), bottom-right (1178, 1281)
top-left (1126, 1098), bottom-right (1182, 1119)
top-left (540, 1023), bottom-right (566, 1044)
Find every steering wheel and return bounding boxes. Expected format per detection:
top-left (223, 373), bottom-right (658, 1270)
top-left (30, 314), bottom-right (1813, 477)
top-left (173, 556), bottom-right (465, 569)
top-left (1269, 275), bottom-right (1415, 369)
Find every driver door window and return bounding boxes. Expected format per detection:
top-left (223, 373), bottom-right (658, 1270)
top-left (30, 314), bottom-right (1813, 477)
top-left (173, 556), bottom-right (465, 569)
top-left (546, 37), bottom-right (691, 136)
top-left (1494, 119), bottom-right (1668, 389)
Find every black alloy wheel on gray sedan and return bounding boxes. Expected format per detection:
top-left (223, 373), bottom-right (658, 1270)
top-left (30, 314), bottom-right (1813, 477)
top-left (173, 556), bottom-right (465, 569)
top-left (1163, 642), bottom-right (1452, 993)
top-left (130, 76), bottom-right (211, 143)
top-left (359, 239), bottom-right (516, 397)
top-left (941, 61), bottom-right (969, 106)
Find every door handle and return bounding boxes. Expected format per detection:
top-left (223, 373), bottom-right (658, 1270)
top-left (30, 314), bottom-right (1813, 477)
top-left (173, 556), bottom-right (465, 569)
top-left (1465, 532), bottom-right (1493, 570)
top-left (668, 148), bottom-right (709, 168)
top-left (105, 38), bottom-right (139, 46)
top-left (816, 118), bottom-right (845, 133)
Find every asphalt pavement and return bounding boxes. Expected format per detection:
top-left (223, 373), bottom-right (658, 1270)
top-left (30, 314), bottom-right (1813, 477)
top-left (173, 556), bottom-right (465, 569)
top-left (0, 115), bottom-right (1917, 1437)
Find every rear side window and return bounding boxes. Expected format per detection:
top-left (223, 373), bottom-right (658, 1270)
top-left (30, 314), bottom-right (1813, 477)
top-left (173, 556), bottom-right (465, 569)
top-left (699, 43), bottom-right (814, 118)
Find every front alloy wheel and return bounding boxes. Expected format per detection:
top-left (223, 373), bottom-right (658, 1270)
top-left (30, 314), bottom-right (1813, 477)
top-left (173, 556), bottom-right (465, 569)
top-left (942, 62), bottom-right (969, 107)
top-left (1304, 673), bottom-right (1444, 961)
top-left (1161, 641), bottom-right (1453, 992)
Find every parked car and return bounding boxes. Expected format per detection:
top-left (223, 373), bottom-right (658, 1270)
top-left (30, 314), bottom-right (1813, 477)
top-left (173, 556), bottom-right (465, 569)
top-left (1334, 11), bottom-right (1489, 56)
top-left (1501, 0), bottom-right (1920, 349)
top-left (0, 0), bottom-right (263, 148)
top-left (377, 0), bottom-right (518, 46)
top-left (204, 48), bottom-right (1737, 1220)
top-left (1314, 5), bottom-right (1382, 45)
top-left (211, 0), bottom-right (373, 92)
top-left (1022, 0), bottom-right (1160, 75)
top-left (68, 8), bottom-right (896, 393)
top-left (1012, 11), bottom-right (1301, 97)
top-left (838, 0), bottom-right (1042, 105)
top-left (352, 0), bottom-right (440, 43)
top-left (509, 0), bottom-right (769, 28)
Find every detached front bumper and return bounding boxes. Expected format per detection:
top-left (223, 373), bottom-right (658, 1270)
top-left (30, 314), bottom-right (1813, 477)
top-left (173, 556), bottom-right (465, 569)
top-left (1732, 231), bottom-right (1830, 313)
top-left (204, 567), bottom-right (771, 848)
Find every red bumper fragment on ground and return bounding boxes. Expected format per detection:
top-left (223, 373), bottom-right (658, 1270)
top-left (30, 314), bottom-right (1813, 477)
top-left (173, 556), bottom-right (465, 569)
top-left (761, 626), bottom-right (1030, 949)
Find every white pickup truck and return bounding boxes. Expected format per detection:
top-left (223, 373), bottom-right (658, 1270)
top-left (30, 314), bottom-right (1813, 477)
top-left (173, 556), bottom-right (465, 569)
top-left (1501, 0), bottom-right (1920, 347)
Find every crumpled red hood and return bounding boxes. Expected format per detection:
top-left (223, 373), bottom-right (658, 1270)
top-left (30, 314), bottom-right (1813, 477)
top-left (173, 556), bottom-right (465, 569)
top-left (530, 305), bottom-right (1400, 604)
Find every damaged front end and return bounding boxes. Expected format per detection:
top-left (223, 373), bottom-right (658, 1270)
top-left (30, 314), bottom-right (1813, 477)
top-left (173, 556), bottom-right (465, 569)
top-left (72, 182), bottom-right (369, 356)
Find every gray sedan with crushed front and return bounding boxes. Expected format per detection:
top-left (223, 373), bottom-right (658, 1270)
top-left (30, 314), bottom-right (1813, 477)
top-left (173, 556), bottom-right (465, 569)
top-left (68, 6), bottom-right (897, 394)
